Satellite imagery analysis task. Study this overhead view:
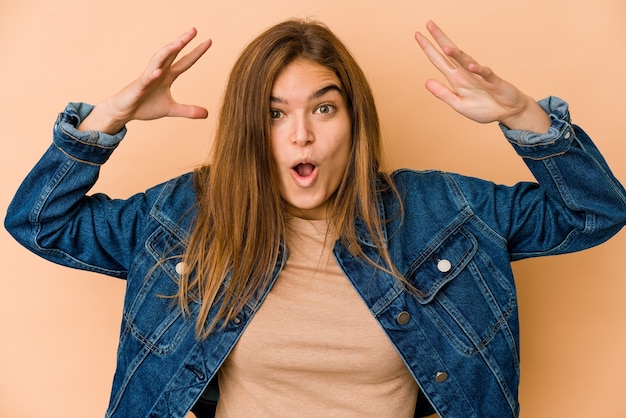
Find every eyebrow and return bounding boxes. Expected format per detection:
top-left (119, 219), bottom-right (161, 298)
top-left (270, 84), bottom-right (343, 105)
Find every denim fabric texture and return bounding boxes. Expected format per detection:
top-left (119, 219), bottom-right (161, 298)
top-left (5, 97), bottom-right (626, 418)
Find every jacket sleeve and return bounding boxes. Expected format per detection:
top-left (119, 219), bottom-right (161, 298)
top-left (457, 97), bottom-right (626, 260)
top-left (4, 103), bottom-right (155, 278)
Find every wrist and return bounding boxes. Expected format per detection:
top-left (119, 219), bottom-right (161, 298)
top-left (500, 96), bottom-right (551, 134)
top-left (77, 101), bottom-right (128, 134)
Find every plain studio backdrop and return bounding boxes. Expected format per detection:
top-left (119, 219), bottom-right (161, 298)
top-left (1, 1), bottom-right (625, 417)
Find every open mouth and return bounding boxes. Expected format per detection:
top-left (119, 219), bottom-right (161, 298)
top-left (293, 163), bottom-right (316, 178)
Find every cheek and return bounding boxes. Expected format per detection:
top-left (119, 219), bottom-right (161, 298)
top-left (334, 129), bottom-right (352, 167)
top-left (325, 140), bottom-right (351, 186)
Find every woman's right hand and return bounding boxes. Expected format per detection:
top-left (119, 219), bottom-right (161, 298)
top-left (78, 28), bottom-right (212, 134)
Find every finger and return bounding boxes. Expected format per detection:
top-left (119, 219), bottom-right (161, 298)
top-left (177, 27), bottom-right (200, 46)
top-left (415, 30), bottom-right (455, 74)
top-left (426, 21), bottom-right (499, 81)
top-left (425, 20), bottom-right (459, 54)
top-left (171, 39), bottom-right (212, 76)
top-left (425, 21), bottom-right (480, 71)
top-left (422, 21), bottom-right (502, 86)
top-left (424, 79), bottom-right (460, 108)
top-left (467, 63), bottom-right (500, 84)
top-left (168, 103), bottom-right (209, 119)
top-left (148, 28), bottom-right (200, 75)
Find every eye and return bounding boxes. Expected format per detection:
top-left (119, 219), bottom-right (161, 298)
top-left (315, 104), bottom-right (336, 115)
top-left (270, 109), bottom-right (284, 120)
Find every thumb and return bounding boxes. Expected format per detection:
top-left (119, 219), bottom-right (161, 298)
top-left (168, 103), bottom-right (209, 119)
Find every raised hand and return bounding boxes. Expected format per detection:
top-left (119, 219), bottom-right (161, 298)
top-left (79, 28), bottom-right (212, 134)
top-left (415, 21), bottom-right (550, 133)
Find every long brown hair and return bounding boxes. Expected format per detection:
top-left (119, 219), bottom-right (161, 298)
top-left (177, 19), bottom-right (401, 339)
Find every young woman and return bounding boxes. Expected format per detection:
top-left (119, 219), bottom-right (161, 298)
top-left (5, 19), bottom-right (626, 418)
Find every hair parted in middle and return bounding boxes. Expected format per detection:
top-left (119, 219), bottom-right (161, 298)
top-left (176, 18), bottom-right (403, 338)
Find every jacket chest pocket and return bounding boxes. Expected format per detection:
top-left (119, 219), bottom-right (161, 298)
top-left (406, 227), bottom-right (517, 356)
top-left (121, 227), bottom-right (197, 356)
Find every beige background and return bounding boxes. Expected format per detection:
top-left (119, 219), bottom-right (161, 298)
top-left (1, 0), bottom-right (625, 417)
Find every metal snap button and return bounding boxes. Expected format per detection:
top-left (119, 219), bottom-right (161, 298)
top-left (396, 311), bottom-right (410, 325)
top-left (175, 262), bottom-right (187, 275)
top-left (435, 371), bottom-right (448, 383)
top-left (437, 259), bottom-right (452, 273)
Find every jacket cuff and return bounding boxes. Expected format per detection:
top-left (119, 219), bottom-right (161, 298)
top-left (52, 102), bottom-right (127, 165)
top-left (500, 96), bottom-right (576, 160)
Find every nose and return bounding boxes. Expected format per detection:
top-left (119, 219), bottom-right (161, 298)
top-left (292, 115), bottom-right (314, 146)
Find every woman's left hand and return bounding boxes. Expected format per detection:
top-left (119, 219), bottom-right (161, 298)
top-left (415, 21), bottom-right (550, 133)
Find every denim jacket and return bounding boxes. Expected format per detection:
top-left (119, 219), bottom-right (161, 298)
top-left (5, 97), bottom-right (626, 418)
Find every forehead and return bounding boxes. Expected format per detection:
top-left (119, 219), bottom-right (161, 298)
top-left (271, 59), bottom-right (342, 97)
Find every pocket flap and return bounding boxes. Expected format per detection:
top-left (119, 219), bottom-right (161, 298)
top-left (407, 227), bottom-right (477, 304)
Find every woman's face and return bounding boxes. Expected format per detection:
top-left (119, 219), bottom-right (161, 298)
top-left (270, 59), bottom-right (352, 220)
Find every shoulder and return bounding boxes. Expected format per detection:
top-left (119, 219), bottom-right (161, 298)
top-left (382, 168), bottom-right (499, 226)
top-left (389, 168), bottom-right (498, 198)
top-left (388, 168), bottom-right (463, 199)
top-left (391, 168), bottom-right (447, 184)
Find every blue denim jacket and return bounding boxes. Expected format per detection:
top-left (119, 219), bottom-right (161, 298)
top-left (5, 97), bottom-right (626, 418)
